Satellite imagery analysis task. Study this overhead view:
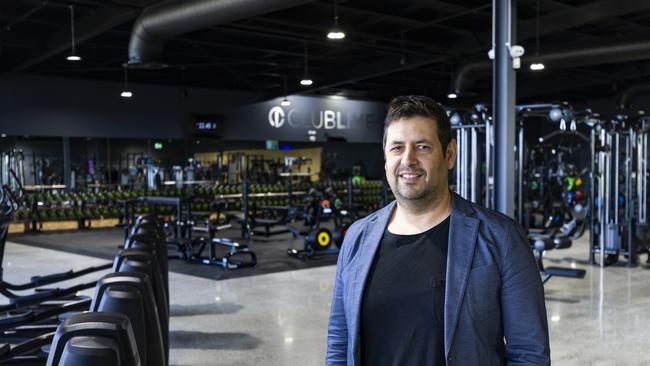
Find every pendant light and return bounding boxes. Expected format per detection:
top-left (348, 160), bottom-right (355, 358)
top-left (530, 0), bottom-right (545, 71)
top-left (66, 5), bottom-right (81, 61)
top-left (300, 42), bottom-right (313, 86)
top-left (281, 76), bottom-right (291, 106)
top-left (326, 0), bottom-right (345, 40)
top-left (120, 66), bottom-right (133, 98)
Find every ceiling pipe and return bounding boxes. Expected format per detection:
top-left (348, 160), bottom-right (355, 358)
top-left (128, 0), bottom-right (316, 69)
top-left (616, 84), bottom-right (650, 110)
top-left (453, 38), bottom-right (650, 95)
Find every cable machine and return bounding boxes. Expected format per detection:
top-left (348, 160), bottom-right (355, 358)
top-left (1, 150), bottom-right (25, 193)
top-left (590, 114), bottom-right (650, 266)
top-left (449, 104), bottom-right (495, 210)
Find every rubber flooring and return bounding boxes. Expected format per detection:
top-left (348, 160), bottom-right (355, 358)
top-left (10, 226), bottom-right (338, 280)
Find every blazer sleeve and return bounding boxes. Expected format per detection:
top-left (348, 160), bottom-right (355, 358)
top-left (325, 246), bottom-right (348, 366)
top-left (501, 223), bottom-right (551, 365)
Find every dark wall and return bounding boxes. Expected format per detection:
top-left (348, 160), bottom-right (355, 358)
top-left (0, 75), bottom-right (390, 182)
top-left (224, 95), bottom-right (386, 143)
top-left (0, 74), bottom-right (263, 139)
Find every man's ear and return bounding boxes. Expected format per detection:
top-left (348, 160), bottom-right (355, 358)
top-left (446, 138), bottom-right (457, 170)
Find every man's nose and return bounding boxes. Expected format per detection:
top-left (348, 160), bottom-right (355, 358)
top-left (401, 145), bottom-right (417, 166)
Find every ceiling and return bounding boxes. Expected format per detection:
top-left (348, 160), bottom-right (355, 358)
top-left (2, 0), bottom-right (650, 105)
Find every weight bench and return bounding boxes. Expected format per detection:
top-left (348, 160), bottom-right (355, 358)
top-left (251, 206), bottom-right (292, 236)
top-left (186, 212), bottom-right (257, 270)
top-left (529, 234), bottom-right (586, 284)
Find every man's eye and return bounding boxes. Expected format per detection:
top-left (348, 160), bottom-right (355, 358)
top-left (390, 146), bottom-right (402, 152)
top-left (417, 145), bottom-right (430, 150)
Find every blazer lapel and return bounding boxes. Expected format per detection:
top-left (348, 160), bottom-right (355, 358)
top-left (444, 194), bottom-right (479, 357)
top-left (350, 201), bottom-right (395, 360)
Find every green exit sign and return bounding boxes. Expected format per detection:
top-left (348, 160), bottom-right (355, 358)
top-left (154, 142), bottom-right (163, 150)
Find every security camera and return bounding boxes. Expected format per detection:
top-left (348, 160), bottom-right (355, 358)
top-left (509, 45), bottom-right (525, 58)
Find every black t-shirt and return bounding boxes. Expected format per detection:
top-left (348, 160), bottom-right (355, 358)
top-left (360, 216), bottom-right (450, 366)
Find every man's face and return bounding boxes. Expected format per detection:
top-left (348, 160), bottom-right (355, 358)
top-left (384, 116), bottom-right (456, 204)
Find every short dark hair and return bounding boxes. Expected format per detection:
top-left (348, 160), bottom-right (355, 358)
top-left (382, 95), bottom-right (452, 154)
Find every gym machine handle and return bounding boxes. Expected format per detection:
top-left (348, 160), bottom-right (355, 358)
top-left (0, 331), bottom-right (55, 362)
top-left (138, 196), bottom-right (182, 206)
top-left (7, 169), bottom-right (23, 201)
top-left (0, 280), bottom-right (97, 312)
top-left (0, 187), bottom-right (10, 217)
top-left (1, 169), bottom-right (25, 212)
top-left (0, 298), bottom-right (91, 332)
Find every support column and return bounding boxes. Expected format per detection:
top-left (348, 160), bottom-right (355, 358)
top-left (107, 137), bottom-right (112, 186)
top-left (62, 137), bottom-right (71, 192)
top-left (493, 0), bottom-right (517, 218)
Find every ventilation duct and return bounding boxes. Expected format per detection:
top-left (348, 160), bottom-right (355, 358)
top-left (616, 84), bottom-right (650, 110)
top-left (453, 38), bottom-right (650, 95)
top-left (128, 0), bottom-right (316, 69)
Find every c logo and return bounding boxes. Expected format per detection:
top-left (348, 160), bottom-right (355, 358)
top-left (268, 106), bottom-right (285, 128)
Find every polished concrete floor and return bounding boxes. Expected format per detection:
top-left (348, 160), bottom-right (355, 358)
top-left (1, 234), bottom-right (649, 365)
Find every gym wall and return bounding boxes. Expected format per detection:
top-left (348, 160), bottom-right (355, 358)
top-left (0, 74), bottom-right (262, 139)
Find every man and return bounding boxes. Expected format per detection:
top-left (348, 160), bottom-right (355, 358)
top-left (326, 95), bottom-right (550, 366)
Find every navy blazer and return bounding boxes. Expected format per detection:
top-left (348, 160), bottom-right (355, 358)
top-left (326, 193), bottom-right (550, 366)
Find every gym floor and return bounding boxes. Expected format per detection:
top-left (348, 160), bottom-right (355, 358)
top-left (2, 233), bottom-right (649, 366)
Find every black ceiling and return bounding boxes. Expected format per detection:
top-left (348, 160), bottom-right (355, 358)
top-left (2, 0), bottom-right (650, 104)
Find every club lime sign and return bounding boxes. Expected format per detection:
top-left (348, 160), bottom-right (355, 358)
top-left (226, 96), bottom-right (385, 142)
top-left (268, 106), bottom-right (285, 128)
top-left (267, 106), bottom-right (372, 130)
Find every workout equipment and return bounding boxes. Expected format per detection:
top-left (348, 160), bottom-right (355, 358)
top-left (90, 272), bottom-right (165, 366)
top-left (184, 198), bottom-right (257, 270)
top-left (123, 194), bottom-right (257, 271)
top-left (450, 104), bottom-right (496, 209)
top-left (0, 170), bottom-right (111, 310)
top-left (45, 312), bottom-right (141, 366)
top-left (590, 114), bottom-right (650, 266)
top-left (113, 248), bottom-right (169, 359)
top-left (528, 231), bottom-right (586, 284)
top-left (515, 103), bottom-right (594, 233)
top-left (287, 187), bottom-right (347, 259)
top-left (1, 150), bottom-right (25, 195)
top-left (0, 214), bottom-right (169, 365)
top-left (522, 142), bottom-right (590, 240)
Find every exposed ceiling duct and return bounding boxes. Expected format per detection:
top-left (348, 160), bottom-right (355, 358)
top-left (616, 84), bottom-right (650, 110)
top-left (128, 0), bottom-right (316, 69)
top-left (453, 38), bottom-right (650, 95)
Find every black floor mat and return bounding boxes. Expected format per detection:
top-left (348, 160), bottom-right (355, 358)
top-left (10, 227), bottom-right (339, 281)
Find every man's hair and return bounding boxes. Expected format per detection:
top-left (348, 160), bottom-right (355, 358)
top-left (382, 95), bottom-right (452, 155)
